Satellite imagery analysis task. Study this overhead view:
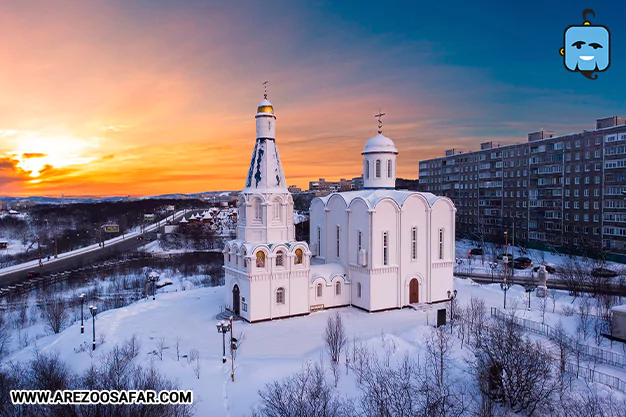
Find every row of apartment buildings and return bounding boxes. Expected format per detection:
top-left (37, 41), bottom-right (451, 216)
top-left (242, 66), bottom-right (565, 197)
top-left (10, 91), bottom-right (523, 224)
top-left (418, 116), bottom-right (626, 257)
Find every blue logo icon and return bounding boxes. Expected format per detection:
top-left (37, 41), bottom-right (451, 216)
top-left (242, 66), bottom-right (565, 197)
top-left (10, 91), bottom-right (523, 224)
top-left (560, 9), bottom-right (610, 80)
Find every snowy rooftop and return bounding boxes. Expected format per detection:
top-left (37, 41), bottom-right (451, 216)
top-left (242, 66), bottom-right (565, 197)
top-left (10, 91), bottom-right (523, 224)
top-left (362, 133), bottom-right (398, 154)
top-left (317, 188), bottom-right (446, 210)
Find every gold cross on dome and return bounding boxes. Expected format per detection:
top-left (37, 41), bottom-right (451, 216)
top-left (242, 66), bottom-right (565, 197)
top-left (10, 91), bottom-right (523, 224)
top-left (263, 81), bottom-right (268, 99)
top-left (375, 109), bottom-right (386, 134)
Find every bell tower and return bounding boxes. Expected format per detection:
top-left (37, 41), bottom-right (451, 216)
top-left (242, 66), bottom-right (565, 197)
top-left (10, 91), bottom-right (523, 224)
top-left (237, 84), bottom-right (294, 243)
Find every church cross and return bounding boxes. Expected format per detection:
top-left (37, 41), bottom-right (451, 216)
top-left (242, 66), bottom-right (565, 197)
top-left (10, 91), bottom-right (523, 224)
top-left (375, 109), bottom-right (386, 134)
top-left (263, 81), bottom-right (268, 99)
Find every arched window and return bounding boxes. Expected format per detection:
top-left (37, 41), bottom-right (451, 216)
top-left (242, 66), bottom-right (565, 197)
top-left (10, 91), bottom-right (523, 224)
top-left (317, 227), bottom-right (321, 257)
top-left (228, 253), bottom-right (231, 263)
top-left (411, 227), bottom-right (417, 260)
top-left (276, 287), bottom-right (285, 304)
top-left (438, 228), bottom-right (444, 260)
top-left (336, 225), bottom-right (340, 258)
top-left (254, 199), bottom-right (262, 220)
top-left (357, 230), bottom-right (362, 263)
top-left (295, 248), bottom-right (303, 264)
top-left (375, 160), bottom-right (381, 178)
top-left (256, 251), bottom-right (265, 268)
top-left (242, 248), bottom-right (247, 268)
top-left (387, 160), bottom-right (392, 178)
top-left (276, 251), bottom-right (284, 266)
top-left (317, 283), bottom-right (323, 298)
top-left (239, 202), bottom-right (246, 221)
top-left (366, 160), bottom-right (370, 179)
top-left (273, 200), bottom-right (281, 220)
top-left (382, 231), bottom-right (389, 266)
top-left (357, 282), bottom-right (362, 298)
top-left (335, 281), bottom-right (341, 296)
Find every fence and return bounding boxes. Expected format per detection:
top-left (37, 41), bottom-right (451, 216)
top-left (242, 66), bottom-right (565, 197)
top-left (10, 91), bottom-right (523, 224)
top-left (490, 307), bottom-right (626, 393)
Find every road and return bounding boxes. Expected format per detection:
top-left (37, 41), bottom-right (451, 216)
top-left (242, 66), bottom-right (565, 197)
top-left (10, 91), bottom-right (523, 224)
top-left (455, 271), bottom-right (626, 296)
top-left (0, 209), bottom-right (199, 288)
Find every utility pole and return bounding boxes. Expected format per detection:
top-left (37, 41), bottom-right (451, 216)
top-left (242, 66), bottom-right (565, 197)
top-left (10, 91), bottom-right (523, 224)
top-left (230, 316), bottom-right (235, 381)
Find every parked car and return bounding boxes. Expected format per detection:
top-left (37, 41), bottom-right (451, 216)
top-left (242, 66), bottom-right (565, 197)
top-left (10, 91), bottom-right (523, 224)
top-left (496, 253), bottom-right (507, 260)
top-left (591, 268), bottom-right (618, 278)
top-left (27, 271), bottom-right (40, 278)
top-left (532, 264), bottom-right (556, 274)
top-left (469, 248), bottom-right (483, 255)
top-left (515, 257), bottom-right (532, 266)
top-left (136, 236), bottom-right (144, 241)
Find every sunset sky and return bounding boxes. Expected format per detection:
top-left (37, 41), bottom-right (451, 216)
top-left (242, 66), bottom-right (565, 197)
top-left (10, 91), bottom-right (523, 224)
top-left (1, 0), bottom-right (625, 197)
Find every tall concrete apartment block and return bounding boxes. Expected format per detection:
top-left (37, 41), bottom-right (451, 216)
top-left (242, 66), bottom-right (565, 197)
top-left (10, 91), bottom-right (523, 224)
top-left (418, 116), bottom-right (626, 257)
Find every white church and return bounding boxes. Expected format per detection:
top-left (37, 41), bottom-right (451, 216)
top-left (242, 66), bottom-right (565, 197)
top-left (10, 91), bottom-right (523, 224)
top-left (223, 92), bottom-right (456, 322)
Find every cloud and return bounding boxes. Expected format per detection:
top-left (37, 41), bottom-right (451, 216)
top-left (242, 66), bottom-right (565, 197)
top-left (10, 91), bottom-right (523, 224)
top-left (22, 153), bottom-right (47, 159)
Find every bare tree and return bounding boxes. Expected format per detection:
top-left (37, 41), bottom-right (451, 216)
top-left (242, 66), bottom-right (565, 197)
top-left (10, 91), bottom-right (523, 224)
top-left (39, 296), bottom-right (69, 334)
top-left (193, 355), bottom-right (200, 380)
top-left (253, 361), bottom-right (349, 417)
top-left (0, 314), bottom-right (11, 357)
top-left (549, 289), bottom-right (559, 314)
top-left (471, 316), bottom-right (557, 416)
top-left (156, 338), bottom-right (167, 361)
top-left (577, 297), bottom-right (592, 341)
top-left (324, 311), bottom-right (347, 364)
top-left (175, 337), bottom-right (181, 361)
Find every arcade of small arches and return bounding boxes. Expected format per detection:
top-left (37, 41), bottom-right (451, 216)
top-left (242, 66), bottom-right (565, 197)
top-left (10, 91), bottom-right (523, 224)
top-left (223, 243), bottom-right (308, 271)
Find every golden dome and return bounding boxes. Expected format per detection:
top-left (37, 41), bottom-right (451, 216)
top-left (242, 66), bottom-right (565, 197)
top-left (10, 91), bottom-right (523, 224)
top-left (257, 105), bottom-right (274, 114)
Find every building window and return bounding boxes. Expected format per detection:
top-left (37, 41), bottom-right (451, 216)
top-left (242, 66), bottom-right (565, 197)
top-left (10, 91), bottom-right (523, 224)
top-left (317, 283), bottom-right (323, 298)
top-left (293, 248), bottom-right (304, 265)
top-left (387, 160), bottom-right (392, 178)
top-left (256, 251), bottom-right (265, 268)
top-left (382, 231), bottom-right (389, 265)
top-left (438, 228), bottom-right (444, 260)
top-left (317, 227), bottom-right (322, 256)
top-left (254, 199), bottom-right (262, 220)
top-left (276, 251), bottom-right (284, 266)
top-left (273, 201), bottom-right (281, 220)
top-left (242, 249), bottom-right (247, 268)
top-left (335, 281), bottom-right (341, 296)
top-left (336, 226), bottom-right (340, 258)
top-left (411, 227), bottom-right (417, 260)
top-left (276, 287), bottom-right (285, 304)
top-left (376, 160), bottom-right (381, 178)
top-left (366, 160), bottom-right (370, 179)
top-left (357, 282), bottom-right (362, 298)
top-left (228, 253), bottom-right (231, 263)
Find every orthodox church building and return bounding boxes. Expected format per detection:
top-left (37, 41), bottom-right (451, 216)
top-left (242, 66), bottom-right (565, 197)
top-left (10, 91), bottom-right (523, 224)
top-left (223, 92), bottom-right (456, 323)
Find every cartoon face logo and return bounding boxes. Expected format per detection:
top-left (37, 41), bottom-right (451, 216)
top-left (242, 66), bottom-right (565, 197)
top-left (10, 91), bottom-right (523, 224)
top-left (560, 9), bottom-right (610, 80)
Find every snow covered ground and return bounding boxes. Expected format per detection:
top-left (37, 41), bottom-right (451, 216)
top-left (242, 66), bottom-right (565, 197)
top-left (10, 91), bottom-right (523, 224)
top-left (4, 276), bottom-right (626, 416)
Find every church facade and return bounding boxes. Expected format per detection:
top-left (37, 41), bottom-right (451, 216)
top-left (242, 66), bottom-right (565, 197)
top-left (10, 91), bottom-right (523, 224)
top-left (223, 93), bottom-right (455, 323)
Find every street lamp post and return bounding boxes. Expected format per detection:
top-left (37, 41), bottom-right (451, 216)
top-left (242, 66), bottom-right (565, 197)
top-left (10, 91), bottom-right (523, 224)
top-left (500, 281), bottom-right (510, 310)
top-left (79, 294), bottom-right (85, 334)
top-left (525, 285), bottom-right (535, 311)
top-left (447, 289), bottom-right (458, 334)
top-left (89, 305), bottom-right (98, 350)
top-left (216, 320), bottom-right (231, 363)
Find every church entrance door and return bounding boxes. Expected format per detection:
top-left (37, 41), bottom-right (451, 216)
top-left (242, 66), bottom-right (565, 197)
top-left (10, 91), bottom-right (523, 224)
top-left (232, 285), bottom-right (240, 315)
top-left (409, 279), bottom-right (419, 304)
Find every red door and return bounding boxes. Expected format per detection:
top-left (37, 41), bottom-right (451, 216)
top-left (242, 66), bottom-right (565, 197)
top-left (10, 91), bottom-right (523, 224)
top-left (409, 279), bottom-right (419, 304)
